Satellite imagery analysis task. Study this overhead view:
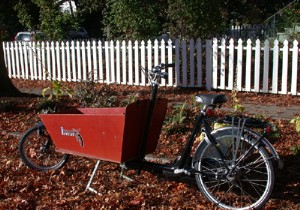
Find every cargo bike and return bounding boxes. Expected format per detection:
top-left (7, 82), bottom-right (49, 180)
top-left (19, 63), bottom-right (283, 209)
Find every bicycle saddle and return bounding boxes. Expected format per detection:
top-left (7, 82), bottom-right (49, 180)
top-left (195, 94), bottom-right (227, 106)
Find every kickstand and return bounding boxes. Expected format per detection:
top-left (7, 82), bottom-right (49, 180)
top-left (85, 160), bottom-right (102, 195)
top-left (119, 163), bottom-right (134, 182)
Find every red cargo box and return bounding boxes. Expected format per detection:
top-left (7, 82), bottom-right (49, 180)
top-left (39, 98), bottom-right (168, 163)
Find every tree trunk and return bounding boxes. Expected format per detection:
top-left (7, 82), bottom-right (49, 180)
top-left (0, 39), bottom-right (21, 96)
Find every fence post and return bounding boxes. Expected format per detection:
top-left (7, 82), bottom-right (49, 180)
top-left (205, 39), bottom-right (212, 91)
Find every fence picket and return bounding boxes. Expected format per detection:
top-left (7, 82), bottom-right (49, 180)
top-left (19, 42), bottom-right (25, 79)
top-left (14, 42), bottom-right (20, 78)
top-left (236, 39), bottom-right (243, 91)
top-left (121, 40), bottom-right (126, 84)
top-left (128, 41), bottom-right (133, 85)
top-left (66, 41), bottom-right (71, 82)
top-left (175, 39), bottom-right (180, 87)
top-left (220, 38), bottom-right (226, 89)
top-left (254, 39), bottom-right (260, 92)
top-left (147, 40), bottom-right (152, 85)
top-left (281, 40), bottom-right (289, 94)
top-left (98, 40), bottom-right (104, 83)
top-left (205, 40), bottom-right (212, 91)
top-left (189, 39), bottom-right (195, 87)
top-left (71, 41), bottom-right (76, 81)
top-left (55, 42), bottom-right (61, 81)
top-left (212, 38), bottom-right (218, 89)
top-left (10, 42), bottom-right (16, 78)
top-left (140, 41), bottom-right (146, 86)
top-left (61, 42), bottom-right (66, 81)
top-left (82, 41), bottom-right (87, 81)
top-left (245, 39), bottom-right (252, 91)
top-left (6, 43), bottom-right (12, 78)
top-left (29, 42), bottom-right (34, 80)
top-left (87, 41), bottom-right (92, 81)
top-left (167, 39), bottom-right (174, 87)
top-left (116, 40), bottom-right (121, 84)
top-left (228, 39), bottom-right (234, 90)
top-left (272, 40), bottom-right (279, 94)
top-left (182, 40), bottom-right (187, 87)
top-left (291, 40), bottom-right (298, 95)
top-left (134, 40), bottom-right (139, 85)
top-left (46, 42), bottom-right (51, 80)
top-left (262, 40), bottom-right (270, 93)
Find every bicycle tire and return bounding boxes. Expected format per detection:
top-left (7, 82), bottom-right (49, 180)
top-left (19, 123), bottom-right (69, 171)
top-left (193, 127), bottom-right (274, 210)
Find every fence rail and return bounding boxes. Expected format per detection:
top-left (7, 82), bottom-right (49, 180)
top-left (3, 38), bottom-right (300, 95)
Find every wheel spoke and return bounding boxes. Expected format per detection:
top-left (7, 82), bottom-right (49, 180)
top-left (19, 124), bottom-right (68, 171)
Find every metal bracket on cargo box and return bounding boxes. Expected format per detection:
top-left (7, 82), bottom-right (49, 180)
top-left (119, 163), bottom-right (134, 182)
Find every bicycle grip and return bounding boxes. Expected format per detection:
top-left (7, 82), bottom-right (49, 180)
top-left (164, 63), bottom-right (175, 68)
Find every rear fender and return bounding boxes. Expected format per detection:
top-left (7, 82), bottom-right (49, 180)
top-left (192, 127), bottom-right (283, 169)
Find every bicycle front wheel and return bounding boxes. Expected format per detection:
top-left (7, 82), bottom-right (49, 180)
top-left (193, 127), bottom-right (274, 210)
top-left (19, 123), bottom-right (69, 171)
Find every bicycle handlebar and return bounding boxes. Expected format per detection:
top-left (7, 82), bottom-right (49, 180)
top-left (143, 63), bottom-right (175, 84)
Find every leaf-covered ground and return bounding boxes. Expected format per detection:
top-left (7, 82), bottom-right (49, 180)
top-left (1, 79), bottom-right (300, 209)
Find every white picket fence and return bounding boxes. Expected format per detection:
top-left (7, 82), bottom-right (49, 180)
top-left (2, 38), bottom-right (300, 95)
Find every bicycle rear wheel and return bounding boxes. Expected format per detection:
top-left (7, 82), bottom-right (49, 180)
top-left (19, 123), bottom-right (69, 171)
top-left (193, 127), bottom-right (274, 210)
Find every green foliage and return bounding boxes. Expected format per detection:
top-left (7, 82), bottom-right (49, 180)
top-left (37, 99), bottom-right (58, 112)
top-left (120, 93), bottom-right (137, 107)
top-left (276, 2), bottom-right (300, 32)
top-left (0, 99), bottom-right (16, 112)
top-left (14, 0), bottom-right (79, 40)
top-left (290, 116), bottom-right (300, 132)
top-left (231, 89), bottom-right (245, 113)
top-left (163, 103), bottom-right (189, 135)
top-left (166, 0), bottom-right (224, 39)
top-left (14, 1), bottom-right (40, 31)
top-left (42, 81), bottom-right (73, 101)
top-left (291, 145), bottom-right (300, 156)
top-left (74, 81), bottom-right (117, 108)
top-left (103, 0), bottom-right (160, 40)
